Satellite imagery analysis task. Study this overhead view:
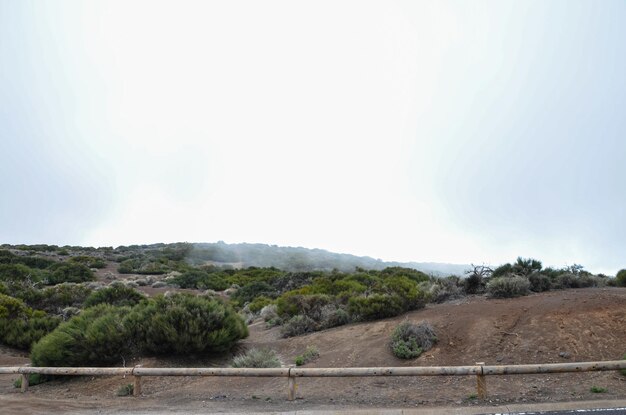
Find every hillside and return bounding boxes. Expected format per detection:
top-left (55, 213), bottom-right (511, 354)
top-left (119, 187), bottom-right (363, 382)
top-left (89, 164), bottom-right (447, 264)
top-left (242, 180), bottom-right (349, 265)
top-left (1, 287), bottom-right (625, 414)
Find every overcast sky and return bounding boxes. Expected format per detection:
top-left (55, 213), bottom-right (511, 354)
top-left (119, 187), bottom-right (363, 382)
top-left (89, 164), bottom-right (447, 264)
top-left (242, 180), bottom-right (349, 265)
top-left (1, 1), bottom-right (625, 274)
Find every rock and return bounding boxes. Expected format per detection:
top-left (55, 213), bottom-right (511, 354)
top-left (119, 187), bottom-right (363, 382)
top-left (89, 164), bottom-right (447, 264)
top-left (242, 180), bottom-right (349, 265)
top-left (151, 281), bottom-right (167, 288)
top-left (559, 351), bottom-right (570, 359)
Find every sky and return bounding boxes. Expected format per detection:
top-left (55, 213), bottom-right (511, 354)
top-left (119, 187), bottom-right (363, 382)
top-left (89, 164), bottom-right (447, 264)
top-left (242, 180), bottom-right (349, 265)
top-left (1, 1), bottom-right (625, 274)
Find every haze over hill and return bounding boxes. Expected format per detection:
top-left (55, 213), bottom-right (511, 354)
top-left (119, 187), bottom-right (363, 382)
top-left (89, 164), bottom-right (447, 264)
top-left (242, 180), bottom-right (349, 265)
top-left (188, 242), bottom-right (470, 276)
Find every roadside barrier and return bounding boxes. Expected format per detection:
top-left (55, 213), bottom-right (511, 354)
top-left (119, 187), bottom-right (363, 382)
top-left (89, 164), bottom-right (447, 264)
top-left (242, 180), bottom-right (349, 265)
top-left (1, 360), bottom-right (625, 400)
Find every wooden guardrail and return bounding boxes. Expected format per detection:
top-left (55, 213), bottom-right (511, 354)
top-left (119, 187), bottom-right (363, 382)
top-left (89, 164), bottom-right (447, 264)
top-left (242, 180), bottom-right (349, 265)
top-left (2, 360), bottom-right (625, 401)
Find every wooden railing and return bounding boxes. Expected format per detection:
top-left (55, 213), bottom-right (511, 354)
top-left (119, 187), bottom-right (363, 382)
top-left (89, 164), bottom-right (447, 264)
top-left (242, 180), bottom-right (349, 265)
top-left (2, 360), bottom-right (625, 401)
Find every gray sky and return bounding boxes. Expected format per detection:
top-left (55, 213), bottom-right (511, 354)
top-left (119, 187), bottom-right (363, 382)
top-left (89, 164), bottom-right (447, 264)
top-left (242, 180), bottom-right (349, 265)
top-left (1, 0), bottom-right (625, 274)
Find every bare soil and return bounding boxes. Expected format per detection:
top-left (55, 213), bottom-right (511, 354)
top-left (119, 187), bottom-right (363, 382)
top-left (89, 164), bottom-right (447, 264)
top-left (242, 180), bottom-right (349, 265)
top-left (1, 284), bottom-right (626, 414)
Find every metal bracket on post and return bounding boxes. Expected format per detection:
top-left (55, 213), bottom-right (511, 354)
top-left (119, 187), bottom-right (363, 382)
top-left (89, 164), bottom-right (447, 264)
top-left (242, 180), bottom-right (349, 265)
top-left (476, 362), bottom-right (486, 399)
top-left (287, 365), bottom-right (296, 401)
top-left (133, 365), bottom-right (142, 397)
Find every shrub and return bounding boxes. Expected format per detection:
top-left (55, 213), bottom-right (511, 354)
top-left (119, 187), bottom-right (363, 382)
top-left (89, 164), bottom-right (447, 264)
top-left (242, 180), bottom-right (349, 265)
top-left (621, 353), bottom-right (626, 377)
top-left (428, 277), bottom-right (464, 303)
top-left (127, 293), bottom-right (248, 355)
top-left (553, 273), bottom-right (580, 289)
top-left (31, 304), bottom-right (136, 367)
top-left (295, 345), bottom-right (319, 366)
top-left (348, 294), bottom-right (404, 321)
top-left (231, 348), bottom-right (281, 368)
top-left (486, 276), bottom-right (530, 298)
top-left (590, 386), bottom-right (607, 393)
top-left (47, 263), bottom-right (95, 284)
top-left (169, 269), bottom-right (228, 291)
top-left (31, 293), bottom-right (248, 367)
top-left (13, 373), bottom-right (47, 388)
top-left (84, 282), bottom-right (144, 308)
top-left (33, 283), bottom-right (93, 314)
top-left (69, 256), bottom-right (106, 269)
top-left (117, 383), bottom-right (134, 396)
top-left (528, 273), bottom-right (551, 292)
top-left (0, 294), bottom-right (61, 350)
top-left (318, 304), bottom-right (350, 329)
top-left (276, 293), bottom-right (332, 321)
top-left (247, 296), bottom-right (272, 314)
top-left (280, 315), bottom-right (316, 338)
top-left (231, 281), bottom-right (276, 305)
top-left (463, 274), bottom-right (484, 294)
top-left (615, 269), bottom-right (626, 287)
top-left (390, 320), bottom-right (437, 359)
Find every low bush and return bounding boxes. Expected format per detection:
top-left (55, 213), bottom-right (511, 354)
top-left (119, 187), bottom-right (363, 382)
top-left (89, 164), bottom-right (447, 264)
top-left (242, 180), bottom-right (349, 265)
top-left (617, 269), bottom-right (626, 287)
top-left (528, 273), bottom-right (551, 292)
top-left (69, 256), bottom-right (106, 269)
top-left (390, 320), bottom-right (437, 359)
top-left (295, 345), bottom-right (319, 366)
top-left (486, 276), bottom-right (530, 298)
top-left (428, 277), bottom-right (464, 303)
top-left (280, 314), bottom-right (316, 338)
top-left (13, 373), bottom-right (47, 388)
top-left (232, 281), bottom-right (277, 306)
top-left (84, 282), bottom-right (144, 308)
top-left (117, 383), bottom-right (134, 396)
top-left (590, 386), bottom-right (607, 393)
top-left (348, 294), bottom-right (404, 321)
top-left (169, 269), bottom-right (228, 291)
top-left (127, 293), bottom-right (248, 355)
top-left (31, 293), bottom-right (248, 367)
top-left (47, 263), bottom-right (95, 284)
top-left (0, 294), bottom-right (61, 350)
top-left (30, 304), bottom-right (136, 367)
top-left (231, 348), bottom-right (281, 368)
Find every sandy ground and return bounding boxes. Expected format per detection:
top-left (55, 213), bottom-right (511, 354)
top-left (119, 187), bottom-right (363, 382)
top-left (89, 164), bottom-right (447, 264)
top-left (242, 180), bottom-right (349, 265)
top-left (1, 286), bottom-right (625, 414)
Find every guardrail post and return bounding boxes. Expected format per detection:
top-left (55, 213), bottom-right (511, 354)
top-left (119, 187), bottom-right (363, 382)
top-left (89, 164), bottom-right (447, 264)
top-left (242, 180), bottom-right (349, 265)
top-left (287, 365), bottom-right (296, 401)
top-left (476, 362), bottom-right (486, 399)
top-left (20, 364), bottom-right (30, 393)
top-left (133, 365), bottom-right (142, 397)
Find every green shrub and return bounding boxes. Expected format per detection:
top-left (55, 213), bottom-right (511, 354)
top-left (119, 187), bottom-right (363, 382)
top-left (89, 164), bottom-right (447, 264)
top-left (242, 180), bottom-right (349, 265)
top-left (69, 256), bottom-right (106, 269)
top-left (84, 282), bottom-right (144, 308)
top-left (390, 320), bottom-right (437, 359)
top-left (169, 269), bottom-right (228, 290)
top-left (348, 294), bottom-right (404, 321)
top-left (0, 294), bottom-right (61, 350)
top-left (295, 345), bottom-right (319, 366)
top-left (553, 273), bottom-right (580, 289)
top-left (0, 264), bottom-right (44, 282)
top-left (31, 304), bottom-right (136, 367)
top-left (616, 269), bottom-right (626, 287)
top-left (13, 373), bottom-right (47, 388)
top-left (117, 383), bottom-right (134, 396)
top-left (528, 273), bottom-right (551, 292)
top-left (47, 263), bottom-right (95, 284)
top-left (280, 314), bottom-right (316, 338)
top-left (590, 386), bottom-right (607, 393)
top-left (231, 348), bottom-right (281, 368)
top-left (276, 293), bottom-right (332, 320)
top-left (231, 281), bottom-right (276, 305)
top-left (486, 276), bottom-right (530, 298)
top-left (247, 296), bottom-right (272, 314)
top-left (32, 293), bottom-right (248, 367)
top-left (127, 293), bottom-right (248, 355)
top-left (36, 283), bottom-right (92, 313)
top-left (621, 353), bottom-right (626, 377)
top-left (427, 276), bottom-right (464, 303)
top-left (318, 304), bottom-right (350, 329)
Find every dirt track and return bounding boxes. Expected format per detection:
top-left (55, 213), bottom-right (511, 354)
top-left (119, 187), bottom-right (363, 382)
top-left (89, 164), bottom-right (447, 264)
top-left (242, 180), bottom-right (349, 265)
top-left (1, 287), bottom-right (625, 414)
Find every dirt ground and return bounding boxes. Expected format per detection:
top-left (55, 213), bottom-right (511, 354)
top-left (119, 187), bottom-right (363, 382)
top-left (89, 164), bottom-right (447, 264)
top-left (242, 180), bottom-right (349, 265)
top-left (1, 287), bottom-right (626, 414)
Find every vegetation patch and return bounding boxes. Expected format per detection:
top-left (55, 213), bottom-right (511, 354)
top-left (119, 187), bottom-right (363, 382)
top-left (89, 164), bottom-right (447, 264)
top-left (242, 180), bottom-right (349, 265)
top-left (231, 348), bottom-right (281, 368)
top-left (390, 320), bottom-right (437, 359)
